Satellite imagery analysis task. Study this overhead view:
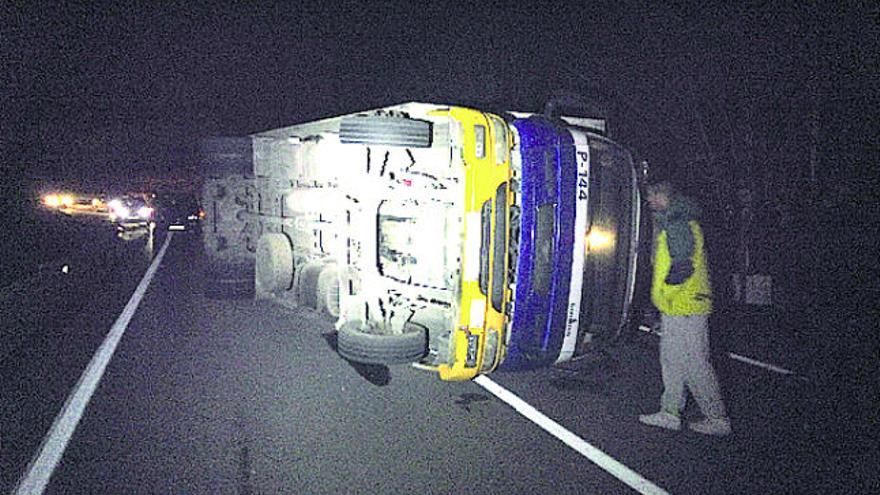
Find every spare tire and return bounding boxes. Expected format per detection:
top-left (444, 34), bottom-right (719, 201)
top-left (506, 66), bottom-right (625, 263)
top-left (337, 321), bottom-right (427, 365)
top-left (339, 116), bottom-right (433, 148)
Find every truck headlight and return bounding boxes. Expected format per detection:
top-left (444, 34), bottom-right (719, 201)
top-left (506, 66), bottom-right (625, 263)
top-left (474, 124), bottom-right (486, 159)
top-left (586, 228), bottom-right (614, 253)
top-left (490, 115), bottom-right (508, 165)
top-left (466, 333), bottom-right (479, 368)
top-left (481, 329), bottom-right (500, 372)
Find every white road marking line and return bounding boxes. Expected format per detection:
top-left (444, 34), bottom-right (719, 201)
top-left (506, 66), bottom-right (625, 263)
top-left (639, 323), bottom-right (807, 380)
top-left (14, 232), bottom-right (174, 495)
top-left (474, 375), bottom-right (670, 495)
top-left (637, 324), bottom-right (659, 335)
top-left (727, 352), bottom-right (803, 379)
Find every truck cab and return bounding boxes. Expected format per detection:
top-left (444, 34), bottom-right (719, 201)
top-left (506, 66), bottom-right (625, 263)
top-left (501, 115), bottom-right (641, 370)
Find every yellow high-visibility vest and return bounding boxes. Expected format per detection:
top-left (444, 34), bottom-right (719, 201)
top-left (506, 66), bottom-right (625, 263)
top-left (651, 220), bottom-right (713, 315)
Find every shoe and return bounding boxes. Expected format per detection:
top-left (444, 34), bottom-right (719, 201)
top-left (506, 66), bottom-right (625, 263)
top-left (688, 417), bottom-right (732, 437)
top-left (638, 411), bottom-right (681, 431)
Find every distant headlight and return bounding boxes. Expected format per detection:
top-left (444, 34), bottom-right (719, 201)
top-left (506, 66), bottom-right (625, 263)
top-left (115, 206), bottom-right (131, 218)
top-left (43, 194), bottom-right (61, 207)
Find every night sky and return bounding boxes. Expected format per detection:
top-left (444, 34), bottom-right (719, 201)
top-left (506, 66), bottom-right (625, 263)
top-left (4, 1), bottom-right (872, 183)
top-left (3, 1), bottom-right (877, 299)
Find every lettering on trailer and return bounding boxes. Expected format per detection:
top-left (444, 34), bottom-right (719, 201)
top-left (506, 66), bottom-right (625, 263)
top-left (557, 130), bottom-right (590, 363)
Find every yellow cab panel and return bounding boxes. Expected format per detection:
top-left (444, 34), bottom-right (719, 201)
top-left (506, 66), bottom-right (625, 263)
top-left (427, 107), bottom-right (513, 381)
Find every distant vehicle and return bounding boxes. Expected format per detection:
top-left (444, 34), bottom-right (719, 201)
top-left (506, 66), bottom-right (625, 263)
top-left (41, 192), bottom-right (108, 216)
top-left (154, 192), bottom-right (203, 232)
top-left (41, 193), bottom-right (75, 209)
top-left (107, 196), bottom-right (155, 233)
top-left (116, 226), bottom-right (150, 241)
top-left (90, 197), bottom-right (109, 213)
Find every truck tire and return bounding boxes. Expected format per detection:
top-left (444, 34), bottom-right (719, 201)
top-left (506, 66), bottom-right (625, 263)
top-left (337, 321), bottom-right (428, 365)
top-left (339, 116), bottom-right (433, 148)
top-left (295, 262), bottom-right (323, 310)
top-left (316, 264), bottom-right (340, 320)
top-left (255, 233), bottom-right (294, 294)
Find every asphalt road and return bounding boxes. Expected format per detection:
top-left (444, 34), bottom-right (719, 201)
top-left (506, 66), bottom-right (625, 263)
top-left (1, 224), bottom-right (876, 494)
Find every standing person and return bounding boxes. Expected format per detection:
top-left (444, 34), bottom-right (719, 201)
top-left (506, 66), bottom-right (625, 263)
top-left (638, 181), bottom-right (732, 436)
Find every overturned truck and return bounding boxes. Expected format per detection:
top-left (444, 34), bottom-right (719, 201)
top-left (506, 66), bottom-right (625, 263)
top-left (201, 102), bottom-right (641, 381)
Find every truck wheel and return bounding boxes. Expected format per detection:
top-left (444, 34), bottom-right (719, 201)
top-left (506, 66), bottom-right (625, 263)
top-left (339, 116), bottom-right (433, 148)
top-left (295, 262), bottom-right (323, 309)
top-left (255, 233), bottom-right (294, 294)
top-left (337, 321), bottom-right (427, 365)
top-left (316, 264), bottom-right (340, 320)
